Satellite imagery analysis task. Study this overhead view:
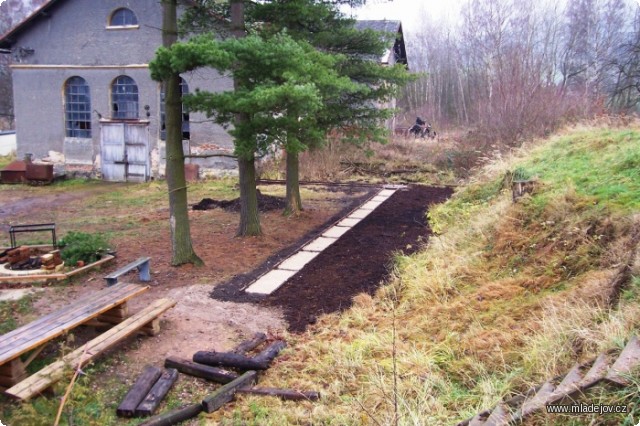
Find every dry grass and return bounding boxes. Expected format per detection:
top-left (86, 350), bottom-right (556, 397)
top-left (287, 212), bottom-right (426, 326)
top-left (210, 123), bottom-right (640, 425)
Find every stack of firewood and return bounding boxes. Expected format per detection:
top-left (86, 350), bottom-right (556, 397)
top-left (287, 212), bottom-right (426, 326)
top-left (0, 247), bottom-right (63, 271)
top-left (116, 333), bottom-right (319, 425)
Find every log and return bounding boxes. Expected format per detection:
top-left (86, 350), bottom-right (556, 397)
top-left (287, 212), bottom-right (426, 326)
top-left (117, 365), bottom-right (163, 418)
top-left (138, 403), bottom-right (203, 426)
top-left (164, 357), bottom-right (238, 384)
top-left (201, 370), bottom-right (257, 413)
top-left (232, 332), bottom-right (267, 354)
top-left (236, 387), bottom-right (320, 401)
top-left (193, 351), bottom-right (270, 371)
top-left (135, 369), bottom-right (179, 417)
top-left (254, 340), bottom-right (287, 364)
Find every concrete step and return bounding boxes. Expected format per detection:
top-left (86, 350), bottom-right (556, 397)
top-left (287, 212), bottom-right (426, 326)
top-left (484, 403), bottom-right (511, 426)
top-left (547, 363), bottom-right (585, 403)
top-left (520, 381), bottom-right (555, 418)
top-left (606, 335), bottom-right (640, 386)
top-left (578, 353), bottom-right (611, 390)
top-left (468, 411), bottom-right (489, 426)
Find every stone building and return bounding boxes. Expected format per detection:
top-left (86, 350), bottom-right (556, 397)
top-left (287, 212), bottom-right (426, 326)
top-left (0, 0), bottom-right (236, 181)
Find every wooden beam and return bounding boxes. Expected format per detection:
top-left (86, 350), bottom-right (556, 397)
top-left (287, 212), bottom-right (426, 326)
top-left (165, 357), bottom-right (238, 384)
top-left (236, 387), bottom-right (320, 401)
top-left (138, 403), bottom-right (203, 426)
top-left (117, 365), bottom-right (163, 417)
top-left (135, 369), bottom-right (179, 417)
top-left (201, 370), bottom-right (257, 413)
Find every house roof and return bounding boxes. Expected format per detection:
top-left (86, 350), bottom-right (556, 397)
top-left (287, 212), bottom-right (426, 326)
top-left (354, 20), bottom-right (401, 34)
top-left (0, 0), bottom-right (57, 49)
top-left (355, 19), bottom-right (407, 67)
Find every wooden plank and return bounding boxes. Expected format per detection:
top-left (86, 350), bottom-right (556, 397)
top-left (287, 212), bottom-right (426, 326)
top-left (164, 357), bottom-right (238, 384)
top-left (201, 370), bottom-right (257, 413)
top-left (0, 282), bottom-right (143, 349)
top-left (135, 368), bottom-right (179, 417)
top-left (236, 387), bottom-right (320, 401)
top-left (0, 283), bottom-right (149, 363)
top-left (232, 332), bottom-right (267, 355)
top-left (117, 365), bottom-right (163, 417)
top-left (5, 298), bottom-right (176, 401)
top-left (0, 282), bottom-right (137, 344)
top-left (253, 340), bottom-right (287, 364)
top-left (138, 403), bottom-right (203, 426)
top-left (192, 351), bottom-right (269, 371)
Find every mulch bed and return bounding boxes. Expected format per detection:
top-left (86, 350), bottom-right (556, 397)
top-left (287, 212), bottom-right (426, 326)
top-left (211, 184), bottom-right (453, 332)
top-left (192, 190), bottom-right (287, 212)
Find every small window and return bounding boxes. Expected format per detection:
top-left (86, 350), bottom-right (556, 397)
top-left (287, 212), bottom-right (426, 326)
top-left (64, 76), bottom-right (92, 138)
top-left (160, 78), bottom-right (190, 140)
top-left (111, 75), bottom-right (139, 119)
top-left (109, 8), bottom-right (138, 27)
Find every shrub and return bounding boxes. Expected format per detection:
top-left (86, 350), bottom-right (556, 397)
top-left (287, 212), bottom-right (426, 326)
top-left (59, 232), bottom-right (110, 266)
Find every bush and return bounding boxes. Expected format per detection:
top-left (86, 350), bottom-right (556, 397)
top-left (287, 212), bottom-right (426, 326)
top-left (59, 232), bottom-right (110, 266)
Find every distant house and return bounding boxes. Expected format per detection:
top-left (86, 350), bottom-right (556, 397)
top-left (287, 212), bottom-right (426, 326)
top-left (354, 20), bottom-right (408, 130)
top-left (0, 0), bottom-right (236, 182)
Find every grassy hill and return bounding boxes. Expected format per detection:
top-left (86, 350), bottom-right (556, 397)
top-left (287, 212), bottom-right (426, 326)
top-left (222, 124), bottom-right (640, 425)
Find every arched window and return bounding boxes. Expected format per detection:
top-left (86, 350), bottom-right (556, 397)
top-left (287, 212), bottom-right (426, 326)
top-left (111, 75), bottom-right (138, 119)
top-left (64, 76), bottom-right (91, 138)
top-left (109, 8), bottom-right (138, 27)
top-left (160, 78), bottom-right (190, 140)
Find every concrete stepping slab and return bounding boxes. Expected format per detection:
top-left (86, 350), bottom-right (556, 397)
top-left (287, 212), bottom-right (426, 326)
top-left (520, 381), bottom-right (555, 417)
top-left (245, 269), bottom-right (298, 294)
top-left (548, 363), bottom-right (585, 402)
top-left (485, 403), bottom-right (511, 426)
top-left (372, 195), bottom-right (390, 202)
top-left (278, 251), bottom-right (320, 271)
top-left (468, 411), bottom-right (489, 426)
top-left (379, 189), bottom-right (396, 197)
top-left (361, 200), bottom-right (384, 210)
top-left (349, 209), bottom-right (373, 219)
top-left (606, 335), bottom-right (640, 386)
top-left (337, 217), bottom-right (362, 227)
top-left (303, 236), bottom-right (338, 252)
top-left (579, 353), bottom-right (611, 389)
top-left (323, 226), bottom-right (351, 239)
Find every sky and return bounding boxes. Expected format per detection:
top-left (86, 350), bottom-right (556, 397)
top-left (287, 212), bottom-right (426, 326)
top-left (340, 0), bottom-right (464, 28)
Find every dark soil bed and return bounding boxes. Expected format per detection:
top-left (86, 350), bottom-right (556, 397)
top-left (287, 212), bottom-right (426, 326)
top-left (193, 189), bottom-right (287, 212)
top-left (211, 184), bottom-right (452, 332)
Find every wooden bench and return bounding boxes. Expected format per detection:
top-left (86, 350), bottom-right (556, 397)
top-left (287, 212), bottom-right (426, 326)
top-left (5, 298), bottom-right (176, 401)
top-left (105, 257), bottom-right (151, 286)
top-left (0, 282), bottom-right (148, 390)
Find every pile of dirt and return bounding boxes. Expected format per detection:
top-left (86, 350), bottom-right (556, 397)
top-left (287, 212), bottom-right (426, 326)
top-left (192, 190), bottom-right (287, 212)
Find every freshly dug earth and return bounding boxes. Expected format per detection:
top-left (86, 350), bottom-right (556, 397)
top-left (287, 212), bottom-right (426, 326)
top-left (266, 185), bottom-right (452, 331)
top-left (192, 189), bottom-right (287, 212)
top-left (212, 185), bottom-right (453, 332)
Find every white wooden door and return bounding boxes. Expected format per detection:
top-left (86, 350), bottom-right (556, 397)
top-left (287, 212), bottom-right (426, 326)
top-left (100, 122), bottom-right (150, 182)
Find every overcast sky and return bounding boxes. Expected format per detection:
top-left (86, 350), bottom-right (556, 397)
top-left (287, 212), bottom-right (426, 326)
top-left (341, 0), bottom-right (464, 29)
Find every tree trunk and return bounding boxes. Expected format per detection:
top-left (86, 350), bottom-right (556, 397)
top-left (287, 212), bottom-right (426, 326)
top-left (284, 150), bottom-right (303, 216)
top-left (230, 0), bottom-right (262, 237)
top-left (163, 0), bottom-right (202, 266)
top-left (237, 155), bottom-right (262, 236)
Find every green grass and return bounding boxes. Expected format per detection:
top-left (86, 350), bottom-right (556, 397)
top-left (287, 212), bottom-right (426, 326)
top-left (0, 294), bottom-right (37, 334)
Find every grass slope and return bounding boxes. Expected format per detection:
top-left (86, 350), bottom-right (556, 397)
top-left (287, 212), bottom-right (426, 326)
top-left (215, 125), bottom-right (640, 425)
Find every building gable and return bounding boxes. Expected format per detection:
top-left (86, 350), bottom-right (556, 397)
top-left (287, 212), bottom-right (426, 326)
top-left (1, 0), bottom-right (163, 66)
